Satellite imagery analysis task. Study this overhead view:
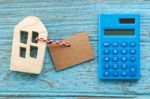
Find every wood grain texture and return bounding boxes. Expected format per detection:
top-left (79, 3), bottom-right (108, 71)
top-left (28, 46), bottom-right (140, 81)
top-left (0, 0), bottom-right (150, 98)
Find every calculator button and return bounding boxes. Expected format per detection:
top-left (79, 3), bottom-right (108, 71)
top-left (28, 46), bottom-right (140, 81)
top-left (103, 56), bottom-right (110, 62)
top-left (112, 49), bottom-right (118, 55)
top-left (121, 56), bottom-right (128, 62)
top-left (103, 49), bottom-right (110, 55)
top-left (112, 56), bottom-right (118, 62)
top-left (112, 42), bottom-right (118, 47)
top-left (112, 64), bottom-right (119, 69)
top-left (103, 64), bottom-right (110, 69)
top-left (121, 42), bottom-right (128, 47)
top-left (121, 71), bottom-right (128, 77)
top-left (130, 42), bottom-right (136, 47)
top-left (129, 64), bottom-right (137, 77)
top-left (121, 49), bottom-right (128, 55)
top-left (103, 71), bottom-right (110, 77)
top-left (112, 71), bottom-right (119, 77)
top-left (120, 63), bottom-right (128, 69)
top-left (129, 57), bottom-right (136, 62)
top-left (130, 49), bottom-right (136, 55)
top-left (103, 42), bottom-right (110, 47)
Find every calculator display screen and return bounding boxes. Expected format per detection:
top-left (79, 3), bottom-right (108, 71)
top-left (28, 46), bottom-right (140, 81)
top-left (104, 29), bottom-right (134, 36)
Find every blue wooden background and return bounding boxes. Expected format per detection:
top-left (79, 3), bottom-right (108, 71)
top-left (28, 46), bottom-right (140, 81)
top-left (0, 0), bottom-right (150, 98)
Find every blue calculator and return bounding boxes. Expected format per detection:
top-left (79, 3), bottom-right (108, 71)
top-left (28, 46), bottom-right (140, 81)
top-left (99, 14), bottom-right (140, 80)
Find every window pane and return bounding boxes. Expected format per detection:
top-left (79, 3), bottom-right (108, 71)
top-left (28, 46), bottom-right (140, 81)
top-left (32, 31), bottom-right (39, 43)
top-left (20, 31), bottom-right (28, 44)
top-left (20, 47), bottom-right (26, 58)
top-left (30, 46), bottom-right (38, 58)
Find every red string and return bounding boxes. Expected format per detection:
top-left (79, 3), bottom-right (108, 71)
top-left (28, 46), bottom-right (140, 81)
top-left (36, 38), bottom-right (71, 47)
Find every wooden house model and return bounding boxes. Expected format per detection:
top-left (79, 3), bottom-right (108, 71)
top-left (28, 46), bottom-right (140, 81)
top-left (10, 16), bottom-right (48, 74)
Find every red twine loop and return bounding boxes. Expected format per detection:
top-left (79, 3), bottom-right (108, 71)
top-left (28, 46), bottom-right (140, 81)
top-left (35, 38), bottom-right (71, 47)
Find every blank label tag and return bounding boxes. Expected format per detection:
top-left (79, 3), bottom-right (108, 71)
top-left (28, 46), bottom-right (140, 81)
top-left (48, 32), bottom-right (95, 71)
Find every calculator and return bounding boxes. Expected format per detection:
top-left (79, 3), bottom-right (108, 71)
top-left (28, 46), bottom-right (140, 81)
top-left (99, 14), bottom-right (140, 80)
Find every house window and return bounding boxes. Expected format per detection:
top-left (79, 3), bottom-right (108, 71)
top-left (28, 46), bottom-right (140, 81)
top-left (20, 31), bottom-right (28, 44)
top-left (20, 31), bottom-right (38, 59)
top-left (20, 47), bottom-right (26, 58)
top-left (32, 31), bottom-right (39, 43)
top-left (30, 45), bottom-right (38, 58)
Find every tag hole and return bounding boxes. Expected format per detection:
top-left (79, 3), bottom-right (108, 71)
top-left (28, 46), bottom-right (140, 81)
top-left (30, 46), bottom-right (38, 58)
top-left (20, 47), bottom-right (26, 58)
top-left (20, 31), bottom-right (28, 44)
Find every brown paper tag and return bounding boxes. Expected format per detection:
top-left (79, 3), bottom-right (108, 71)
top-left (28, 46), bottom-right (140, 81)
top-left (48, 32), bottom-right (95, 71)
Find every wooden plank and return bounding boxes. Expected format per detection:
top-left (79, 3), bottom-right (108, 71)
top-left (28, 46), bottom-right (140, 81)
top-left (0, 1), bottom-right (150, 42)
top-left (0, 40), bottom-right (149, 96)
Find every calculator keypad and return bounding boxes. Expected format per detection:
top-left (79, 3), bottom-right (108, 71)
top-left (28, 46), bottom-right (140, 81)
top-left (112, 57), bottom-right (118, 62)
top-left (103, 42), bottom-right (110, 47)
top-left (112, 42), bottom-right (119, 47)
top-left (129, 64), bottom-right (137, 77)
top-left (130, 42), bottom-right (136, 47)
top-left (121, 42), bottom-right (128, 47)
top-left (112, 71), bottom-right (119, 77)
top-left (112, 49), bottom-right (118, 54)
top-left (121, 49), bottom-right (127, 55)
top-left (121, 56), bottom-right (128, 62)
top-left (103, 49), bottom-right (110, 55)
top-left (112, 63), bottom-right (119, 69)
top-left (103, 64), bottom-right (110, 69)
top-left (120, 63), bottom-right (128, 69)
top-left (130, 49), bottom-right (136, 55)
top-left (102, 42), bottom-right (138, 79)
